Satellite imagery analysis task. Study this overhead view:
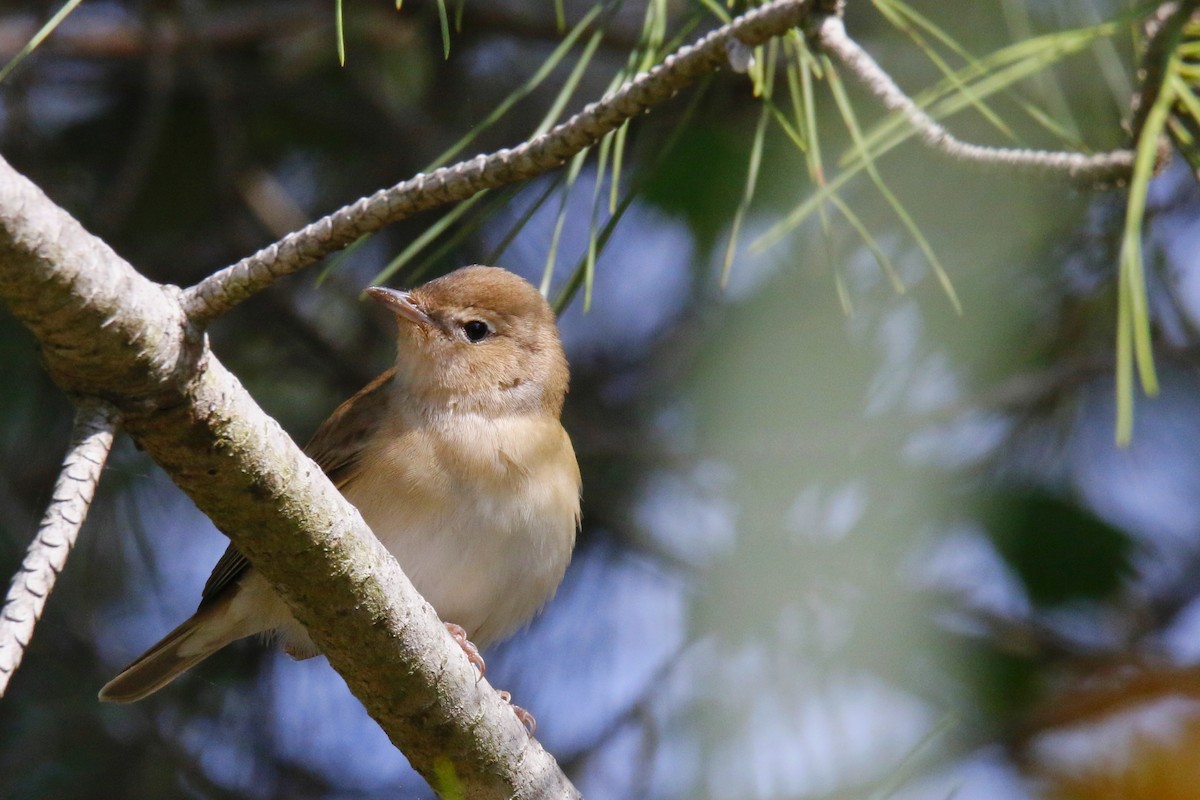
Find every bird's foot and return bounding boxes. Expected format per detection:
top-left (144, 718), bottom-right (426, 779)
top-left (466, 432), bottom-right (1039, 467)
top-left (497, 690), bottom-right (537, 734)
top-left (443, 624), bottom-right (534, 733)
top-left (445, 622), bottom-right (486, 678)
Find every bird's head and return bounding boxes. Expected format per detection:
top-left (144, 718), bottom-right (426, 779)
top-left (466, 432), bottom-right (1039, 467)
top-left (367, 266), bottom-right (568, 417)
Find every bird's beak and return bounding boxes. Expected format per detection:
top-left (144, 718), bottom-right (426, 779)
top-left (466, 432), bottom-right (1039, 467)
top-left (366, 286), bottom-right (431, 327)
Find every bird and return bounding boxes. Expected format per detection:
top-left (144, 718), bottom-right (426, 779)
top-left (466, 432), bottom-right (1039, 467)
top-left (99, 265), bottom-right (581, 706)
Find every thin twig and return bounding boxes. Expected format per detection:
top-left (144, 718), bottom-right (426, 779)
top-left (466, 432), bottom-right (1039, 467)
top-left (0, 399), bottom-right (117, 698)
top-left (181, 0), bottom-right (814, 325)
top-left (813, 14), bottom-right (1139, 187)
top-left (1131, 0), bottom-right (1200, 141)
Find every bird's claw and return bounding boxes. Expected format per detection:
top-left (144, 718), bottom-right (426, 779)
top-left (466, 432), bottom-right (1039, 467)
top-left (445, 622), bottom-right (486, 678)
top-left (497, 690), bottom-right (537, 734)
top-left (444, 624), bottom-right (534, 733)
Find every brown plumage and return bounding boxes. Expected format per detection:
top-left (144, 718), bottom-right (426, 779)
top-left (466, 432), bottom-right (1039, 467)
top-left (100, 266), bottom-right (581, 703)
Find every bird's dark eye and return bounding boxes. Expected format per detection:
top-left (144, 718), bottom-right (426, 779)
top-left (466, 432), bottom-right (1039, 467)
top-left (462, 320), bottom-right (490, 342)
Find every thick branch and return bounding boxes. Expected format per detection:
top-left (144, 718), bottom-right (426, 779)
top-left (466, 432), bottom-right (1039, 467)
top-left (0, 155), bottom-right (196, 398)
top-left (182, 0), bottom-right (815, 324)
top-left (0, 400), bottom-right (117, 698)
top-left (814, 14), bottom-right (1139, 187)
top-left (0, 155), bottom-right (577, 798)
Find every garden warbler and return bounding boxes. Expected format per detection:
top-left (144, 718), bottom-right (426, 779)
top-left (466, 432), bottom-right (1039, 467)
top-left (100, 265), bottom-right (581, 703)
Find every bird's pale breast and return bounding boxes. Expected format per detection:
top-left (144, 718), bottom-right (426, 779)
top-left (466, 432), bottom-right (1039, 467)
top-left (342, 411), bottom-right (580, 646)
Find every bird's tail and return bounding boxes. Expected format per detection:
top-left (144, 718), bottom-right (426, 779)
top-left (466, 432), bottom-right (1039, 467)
top-left (98, 597), bottom-right (242, 703)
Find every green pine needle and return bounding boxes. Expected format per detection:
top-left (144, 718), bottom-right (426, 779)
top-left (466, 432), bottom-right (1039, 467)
top-left (366, 193), bottom-right (485, 287)
top-left (425, 4), bottom-right (602, 171)
top-left (0, 0), bottom-right (85, 84)
top-left (485, 174), bottom-right (566, 268)
top-left (532, 30), bottom-right (604, 139)
top-left (722, 101), bottom-right (771, 287)
top-left (1115, 64), bottom-right (1174, 444)
top-left (436, 0), bottom-right (451, 59)
top-left (843, 18), bottom-right (1122, 171)
top-left (336, 0), bottom-right (346, 66)
top-left (824, 57), bottom-right (960, 312)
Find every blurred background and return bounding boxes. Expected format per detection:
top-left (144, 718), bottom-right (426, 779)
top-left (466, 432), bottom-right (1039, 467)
top-left (3, 0), bottom-right (1200, 798)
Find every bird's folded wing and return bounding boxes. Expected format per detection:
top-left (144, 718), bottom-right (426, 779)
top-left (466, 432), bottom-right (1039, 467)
top-left (199, 368), bottom-right (397, 605)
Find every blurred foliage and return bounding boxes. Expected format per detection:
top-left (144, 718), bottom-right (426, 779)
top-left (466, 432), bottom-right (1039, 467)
top-left (3, 1), bottom-right (1200, 799)
top-left (985, 489), bottom-right (1133, 607)
top-left (641, 121), bottom-right (748, 249)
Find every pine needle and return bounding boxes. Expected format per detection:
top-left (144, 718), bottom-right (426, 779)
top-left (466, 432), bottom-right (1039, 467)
top-left (436, 0), bottom-right (451, 59)
top-left (485, 173), bottom-right (566, 267)
top-left (695, 0), bottom-right (732, 24)
top-left (609, 122), bottom-right (629, 213)
top-left (541, 152), bottom-right (589, 296)
top-left (872, 0), bottom-right (1016, 142)
top-left (824, 56), bottom-right (960, 312)
top-left (315, 235), bottom-right (369, 286)
top-left (1115, 61), bottom-right (1173, 443)
top-left (551, 79), bottom-right (711, 313)
top-left (532, 30), bottom-right (604, 139)
top-left (336, 0), bottom-right (346, 66)
top-left (409, 188), bottom-right (519, 283)
top-left (795, 46), bottom-right (849, 312)
top-left (722, 101), bottom-right (771, 287)
top-left (844, 18), bottom-right (1123, 170)
top-left (0, 0), bottom-right (85, 84)
top-left (366, 193), bottom-right (485, 287)
top-left (828, 191), bottom-right (905, 294)
top-left (425, 4), bottom-right (603, 171)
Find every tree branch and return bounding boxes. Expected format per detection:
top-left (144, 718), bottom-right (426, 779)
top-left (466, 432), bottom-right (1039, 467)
top-left (2, 0), bottom-right (1156, 791)
top-left (0, 153), bottom-right (578, 798)
top-left (0, 399), bottom-right (117, 698)
top-left (813, 12), bottom-right (1140, 187)
top-left (0, 2), bottom-right (836, 792)
top-left (1131, 0), bottom-right (1200, 142)
top-left (181, 0), bottom-right (816, 325)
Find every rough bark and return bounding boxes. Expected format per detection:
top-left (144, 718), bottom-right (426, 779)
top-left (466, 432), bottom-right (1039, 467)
top-left (0, 401), bottom-right (117, 697)
top-left (0, 0), bottom-right (1150, 793)
top-left (0, 154), bottom-right (579, 799)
